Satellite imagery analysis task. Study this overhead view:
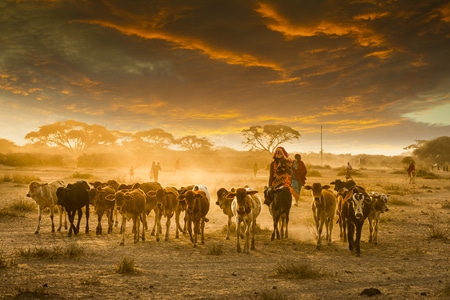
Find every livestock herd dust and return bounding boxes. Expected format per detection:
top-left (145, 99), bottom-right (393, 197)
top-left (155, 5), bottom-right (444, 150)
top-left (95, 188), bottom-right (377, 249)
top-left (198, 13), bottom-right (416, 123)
top-left (0, 163), bottom-right (450, 299)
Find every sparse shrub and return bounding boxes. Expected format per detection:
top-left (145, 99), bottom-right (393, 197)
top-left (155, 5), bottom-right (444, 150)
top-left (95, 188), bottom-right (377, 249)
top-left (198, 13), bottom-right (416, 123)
top-left (307, 169), bottom-right (322, 177)
top-left (0, 198), bottom-right (36, 217)
top-left (17, 244), bottom-right (85, 259)
top-left (13, 286), bottom-right (49, 298)
top-left (251, 290), bottom-right (289, 300)
top-left (388, 196), bottom-right (410, 206)
top-left (71, 172), bottom-right (93, 179)
top-left (426, 214), bottom-right (449, 240)
top-left (116, 257), bottom-right (136, 274)
top-left (208, 244), bottom-right (223, 255)
top-left (0, 173), bottom-right (40, 183)
top-left (275, 261), bottom-right (324, 279)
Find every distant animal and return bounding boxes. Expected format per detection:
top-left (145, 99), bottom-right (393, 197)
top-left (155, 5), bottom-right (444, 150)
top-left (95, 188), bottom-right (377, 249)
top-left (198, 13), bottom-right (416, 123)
top-left (147, 187), bottom-right (180, 242)
top-left (184, 189), bottom-right (210, 247)
top-left (109, 188), bottom-right (146, 245)
top-left (87, 185), bottom-right (116, 235)
top-left (56, 181), bottom-right (90, 237)
top-left (304, 183), bottom-right (337, 249)
top-left (341, 186), bottom-right (372, 256)
top-left (263, 186), bottom-right (292, 240)
top-left (330, 179), bottom-right (356, 192)
top-left (26, 180), bottom-right (67, 234)
top-left (367, 192), bottom-right (389, 244)
top-left (230, 187), bottom-right (262, 254)
top-left (215, 187), bottom-right (236, 240)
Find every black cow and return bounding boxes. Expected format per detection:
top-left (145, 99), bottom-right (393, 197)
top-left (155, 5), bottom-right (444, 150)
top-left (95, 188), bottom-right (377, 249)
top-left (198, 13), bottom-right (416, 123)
top-left (330, 179), bottom-right (356, 192)
top-left (263, 186), bottom-right (292, 240)
top-left (330, 179), bottom-right (356, 242)
top-left (56, 181), bottom-right (90, 237)
top-left (341, 185), bottom-right (372, 256)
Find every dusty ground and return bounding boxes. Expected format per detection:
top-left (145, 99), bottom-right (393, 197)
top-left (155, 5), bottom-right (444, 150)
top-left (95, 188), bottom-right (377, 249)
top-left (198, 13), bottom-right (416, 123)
top-left (0, 166), bottom-right (449, 299)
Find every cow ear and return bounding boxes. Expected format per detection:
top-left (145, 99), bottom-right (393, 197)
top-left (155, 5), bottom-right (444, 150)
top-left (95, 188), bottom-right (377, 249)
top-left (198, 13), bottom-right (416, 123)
top-left (247, 190), bottom-right (258, 196)
top-left (147, 191), bottom-right (156, 197)
top-left (323, 185), bottom-right (331, 190)
top-left (105, 194), bottom-right (114, 201)
top-left (304, 186), bottom-right (312, 190)
top-left (227, 193), bottom-right (236, 199)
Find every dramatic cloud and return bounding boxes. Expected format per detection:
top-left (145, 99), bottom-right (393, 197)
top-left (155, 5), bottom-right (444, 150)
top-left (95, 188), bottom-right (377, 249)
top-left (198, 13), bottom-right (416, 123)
top-left (1, 0), bottom-right (449, 155)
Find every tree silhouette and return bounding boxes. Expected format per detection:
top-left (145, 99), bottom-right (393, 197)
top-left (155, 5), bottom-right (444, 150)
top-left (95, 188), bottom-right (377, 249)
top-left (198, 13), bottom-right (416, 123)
top-left (413, 136), bottom-right (450, 165)
top-left (25, 120), bottom-right (116, 157)
top-left (241, 125), bottom-right (300, 154)
top-left (134, 128), bottom-right (174, 149)
top-left (176, 135), bottom-right (213, 151)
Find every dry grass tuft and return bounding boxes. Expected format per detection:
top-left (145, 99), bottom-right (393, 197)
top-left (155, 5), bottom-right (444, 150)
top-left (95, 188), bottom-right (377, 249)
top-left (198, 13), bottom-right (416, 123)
top-left (116, 256), bottom-right (137, 274)
top-left (17, 243), bottom-right (85, 259)
top-left (275, 261), bottom-right (324, 279)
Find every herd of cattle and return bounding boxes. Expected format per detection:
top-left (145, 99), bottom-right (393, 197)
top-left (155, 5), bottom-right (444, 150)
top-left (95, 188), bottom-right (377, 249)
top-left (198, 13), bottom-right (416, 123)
top-left (25, 178), bottom-right (389, 256)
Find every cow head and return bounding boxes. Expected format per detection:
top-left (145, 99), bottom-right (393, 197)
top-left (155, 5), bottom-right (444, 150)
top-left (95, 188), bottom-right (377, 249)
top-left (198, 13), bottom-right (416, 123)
top-left (305, 183), bottom-right (331, 207)
top-left (232, 188), bottom-right (258, 215)
top-left (263, 186), bottom-right (274, 206)
top-left (26, 181), bottom-right (48, 199)
top-left (216, 188), bottom-right (234, 208)
top-left (369, 192), bottom-right (389, 213)
top-left (350, 192), bottom-right (371, 219)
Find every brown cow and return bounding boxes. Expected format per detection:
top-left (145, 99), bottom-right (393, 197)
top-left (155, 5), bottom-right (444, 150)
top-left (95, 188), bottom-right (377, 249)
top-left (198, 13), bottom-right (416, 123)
top-left (88, 185), bottom-right (116, 235)
top-left (304, 183), bottom-right (337, 249)
top-left (148, 187), bottom-right (180, 242)
top-left (184, 190), bottom-right (210, 247)
top-left (367, 192), bottom-right (389, 244)
top-left (230, 187), bottom-right (262, 254)
top-left (107, 188), bottom-right (146, 245)
top-left (215, 187), bottom-right (236, 240)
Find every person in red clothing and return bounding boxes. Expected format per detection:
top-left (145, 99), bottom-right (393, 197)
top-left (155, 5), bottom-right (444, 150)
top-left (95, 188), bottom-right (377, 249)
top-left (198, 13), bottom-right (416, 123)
top-left (291, 154), bottom-right (307, 206)
top-left (268, 146), bottom-right (292, 189)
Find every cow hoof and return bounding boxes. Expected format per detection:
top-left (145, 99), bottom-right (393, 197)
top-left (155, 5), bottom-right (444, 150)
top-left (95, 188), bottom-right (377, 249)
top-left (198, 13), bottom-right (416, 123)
top-left (34, 231), bottom-right (39, 234)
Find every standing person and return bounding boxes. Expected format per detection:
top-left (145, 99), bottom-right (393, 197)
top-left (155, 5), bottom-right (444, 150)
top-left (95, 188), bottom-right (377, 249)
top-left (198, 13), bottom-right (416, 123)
top-left (407, 161), bottom-right (416, 184)
top-left (291, 154), bottom-right (307, 206)
top-left (269, 146), bottom-right (292, 189)
top-left (149, 162), bottom-right (155, 180)
top-left (253, 162), bottom-right (258, 177)
top-left (346, 162), bottom-right (353, 180)
top-left (152, 162), bottom-right (162, 182)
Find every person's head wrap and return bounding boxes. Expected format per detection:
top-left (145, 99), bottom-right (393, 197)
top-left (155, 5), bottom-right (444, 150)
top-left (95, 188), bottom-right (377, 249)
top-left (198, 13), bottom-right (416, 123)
top-left (273, 146), bottom-right (289, 159)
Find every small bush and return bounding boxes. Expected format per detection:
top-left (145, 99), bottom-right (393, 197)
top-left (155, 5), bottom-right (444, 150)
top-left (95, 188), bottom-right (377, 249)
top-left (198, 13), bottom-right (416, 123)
top-left (0, 173), bottom-right (40, 183)
top-left (208, 244), bottom-right (223, 255)
top-left (116, 257), bottom-right (136, 274)
top-left (275, 261), bottom-right (324, 279)
top-left (18, 244), bottom-right (85, 259)
top-left (0, 198), bottom-right (36, 217)
top-left (307, 170), bottom-right (322, 177)
top-left (71, 172), bottom-right (93, 179)
top-left (426, 214), bottom-right (449, 240)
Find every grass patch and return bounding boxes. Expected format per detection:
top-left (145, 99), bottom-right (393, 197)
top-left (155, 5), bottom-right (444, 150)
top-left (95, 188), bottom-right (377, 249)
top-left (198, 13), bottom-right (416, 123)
top-left (426, 214), bottom-right (449, 240)
top-left (17, 243), bottom-right (85, 259)
top-left (307, 169), bottom-right (322, 177)
top-left (116, 256), bottom-right (137, 274)
top-left (275, 261), bottom-right (324, 279)
top-left (388, 196), bottom-right (411, 206)
top-left (13, 286), bottom-right (51, 298)
top-left (71, 172), bottom-right (93, 179)
top-left (0, 173), bottom-right (40, 183)
top-left (0, 198), bottom-right (36, 217)
top-left (0, 250), bottom-right (15, 269)
top-left (251, 289), bottom-right (290, 300)
top-left (207, 243), bottom-right (223, 255)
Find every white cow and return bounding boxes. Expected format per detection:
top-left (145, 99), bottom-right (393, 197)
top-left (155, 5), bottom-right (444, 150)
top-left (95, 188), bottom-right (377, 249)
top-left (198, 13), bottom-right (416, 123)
top-left (26, 180), bottom-right (67, 234)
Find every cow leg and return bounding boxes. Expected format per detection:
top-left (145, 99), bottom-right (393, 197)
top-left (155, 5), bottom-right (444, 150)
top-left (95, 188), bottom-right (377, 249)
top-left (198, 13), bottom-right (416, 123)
top-left (120, 218), bottom-right (126, 246)
top-left (114, 209), bottom-right (119, 227)
top-left (244, 220), bottom-right (250, 254)
top-left (200, 218), bottom-right (205, 245)
top-left (57, 205), bottom-right (67, 231)
top-left (140, 213), bottom-right (146, 242)
top-left (193, 219), bottom-right (198, 248)
top-left (374, 218), bottom-right (379, 245)
top-left (250, 221), bottom-right (256, 251)
top-left (74, 209), bottom-right (82, 235)
top-left (35, 206), bottom-right (42, 234)
top-left (327, 216), bottom-right (334, 244)
top-left (107, 209), bottom-right (114, 234)
top-left (96, 213), bottom-right (102, 235)
top-left (187, 216), bottom-right (194, 243)
top-left (84, 205), bottom-right (89, 234)
top-left (368, 217), bottom-right (374, 243)
top-left (68, 211), bottom-right (75, 237)
top-left (317, 218), bottom-right (324, 249)
top-left (236, 218), bottom-right (241, 253)
top-left (271, 217), bottom-right (278, 241)
top-left (165, 217), bottom-right (171, 241)
top-left (355, 222), bottom-right (363, 256)
top-left (155, 211), bottom-right (162, 242)
top-left (226, 216), bottom-right (232, 240)
top-left (175, 211), bottom-right (180, 239)
top-left (133, 217), bottom-right (139, 243)
top-left (347, 222), bottom-right (355, 253)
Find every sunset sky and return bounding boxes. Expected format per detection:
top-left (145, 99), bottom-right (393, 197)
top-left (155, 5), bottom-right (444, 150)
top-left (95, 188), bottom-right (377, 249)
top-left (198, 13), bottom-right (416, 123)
top-left (1, 0), bottom-right (450, 156)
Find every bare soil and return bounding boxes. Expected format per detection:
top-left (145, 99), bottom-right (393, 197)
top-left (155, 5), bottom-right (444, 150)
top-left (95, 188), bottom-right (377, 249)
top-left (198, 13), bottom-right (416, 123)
top-left (0, 166), bottom-right (449, 299)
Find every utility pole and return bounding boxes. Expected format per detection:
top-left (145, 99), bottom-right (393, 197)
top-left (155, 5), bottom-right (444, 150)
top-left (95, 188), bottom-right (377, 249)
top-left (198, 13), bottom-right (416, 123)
top-left (321, 125), bottom-right (323, 166)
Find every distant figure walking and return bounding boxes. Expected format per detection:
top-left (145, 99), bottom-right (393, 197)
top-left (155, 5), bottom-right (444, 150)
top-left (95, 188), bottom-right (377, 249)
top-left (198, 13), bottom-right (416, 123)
top-left (345, 162), bottom-right (353, 180)
top-left (151, 162), bottom-right (162, 182)
top-left (253, 162), bottom-right (258, 177)
top-left (291, 154), bottom-right (307, 206)
top-left (407, 161), bottom-right (416, 184)
top-left (129, 167), bottom-right (135, 182)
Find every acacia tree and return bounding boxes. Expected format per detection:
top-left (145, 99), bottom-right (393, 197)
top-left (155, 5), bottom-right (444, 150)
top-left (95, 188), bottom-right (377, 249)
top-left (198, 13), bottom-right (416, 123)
top-left (176, 135), bottom-right (213, 151)
top-left (134, 128), bottom-right (174, 149)
top-left (241, 125), bottom-right (300, 155)
top-left (413, 136), bottom-right (450, 165)
top-left (25, 120), bottom-right (116, 157)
